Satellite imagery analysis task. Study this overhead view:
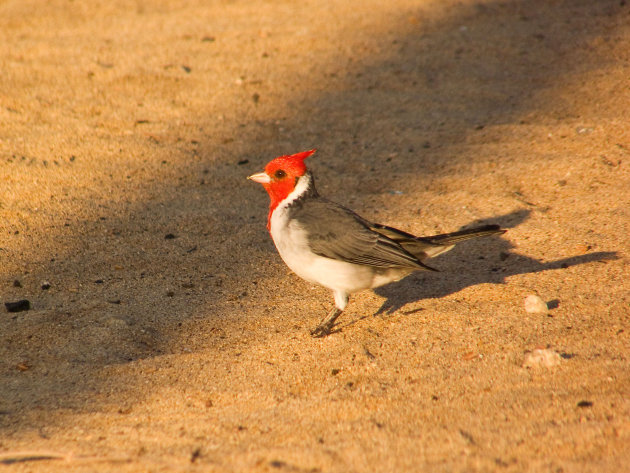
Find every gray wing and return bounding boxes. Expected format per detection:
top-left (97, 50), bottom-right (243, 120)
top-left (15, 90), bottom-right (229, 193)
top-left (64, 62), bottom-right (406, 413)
top-left (291, 198), bottom-right (436, 270)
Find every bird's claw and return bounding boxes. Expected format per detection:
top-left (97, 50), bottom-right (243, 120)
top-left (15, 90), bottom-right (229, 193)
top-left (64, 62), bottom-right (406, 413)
top-left (310, 307), bottom-right (343, 338)
top-left (310, 321), bottom-right (336, 338)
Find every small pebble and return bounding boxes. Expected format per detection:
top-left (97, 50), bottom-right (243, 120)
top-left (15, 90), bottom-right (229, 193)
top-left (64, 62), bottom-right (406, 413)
top-left (522, 348), bottom-right (561, 368)
top-left (524, 294), bottom-right (548, 314)
top-left (12, 280), bottom-right (22, 288)
top-left (5, 300), bottom-right (31, 312)
top-left (41, 282), bottom-right (51, 290)
top-left (165, 233), bottom-right (176, 239)
top-left (576, 126), bottom-right (594, 134)
top-left (190, 448), bottom-right (202, 463)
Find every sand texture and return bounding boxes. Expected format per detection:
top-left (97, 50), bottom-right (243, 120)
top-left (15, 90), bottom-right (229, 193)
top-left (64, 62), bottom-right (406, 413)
top-left (1, 0), bottom-right (629, 471)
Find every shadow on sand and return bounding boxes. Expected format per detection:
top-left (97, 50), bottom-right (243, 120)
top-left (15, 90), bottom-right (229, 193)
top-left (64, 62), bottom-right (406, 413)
top-left (370, 209), bottom-right (617, 315)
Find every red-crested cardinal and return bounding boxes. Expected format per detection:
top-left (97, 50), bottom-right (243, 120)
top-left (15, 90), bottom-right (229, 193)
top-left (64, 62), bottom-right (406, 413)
top-left (248, 150), bottom-right (505, 337)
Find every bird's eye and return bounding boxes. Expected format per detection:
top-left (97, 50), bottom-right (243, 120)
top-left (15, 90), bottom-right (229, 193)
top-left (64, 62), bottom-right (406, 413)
top-left (274, 169), bottom-right (287, 179)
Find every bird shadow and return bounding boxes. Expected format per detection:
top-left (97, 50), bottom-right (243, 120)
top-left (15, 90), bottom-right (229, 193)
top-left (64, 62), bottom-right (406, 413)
top-left (371, 209), bottom-right (618, 315)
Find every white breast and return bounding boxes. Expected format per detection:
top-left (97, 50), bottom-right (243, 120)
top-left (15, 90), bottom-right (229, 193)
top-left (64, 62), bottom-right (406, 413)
top-left (273, 215), bottom-right (368, 288)
top-left (268, 176), bottom-right (407, 294)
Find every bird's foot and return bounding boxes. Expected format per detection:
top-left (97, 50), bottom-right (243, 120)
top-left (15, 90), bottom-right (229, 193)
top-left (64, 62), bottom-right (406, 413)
top-left (310, 307), bottom-right (343, 338)
top-left (310, 320), bottom-right (336, 338)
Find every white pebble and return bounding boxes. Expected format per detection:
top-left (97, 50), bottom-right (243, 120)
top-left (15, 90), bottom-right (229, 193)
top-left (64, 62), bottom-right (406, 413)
top-left (523, 348), bottom-right (562, 368)
top-left (524, 294), bottom-right (548, 314)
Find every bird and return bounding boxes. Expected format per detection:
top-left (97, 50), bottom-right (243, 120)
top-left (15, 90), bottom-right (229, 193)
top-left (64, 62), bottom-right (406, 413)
top-left (248, 149), bottom-right (505, 337)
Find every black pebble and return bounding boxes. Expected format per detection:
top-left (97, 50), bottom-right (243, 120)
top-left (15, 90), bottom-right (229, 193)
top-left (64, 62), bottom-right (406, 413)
top-left (12, 280), bottom-right (22, 288)
top-left (41, 283), bottom-right (51, 290)
top-left (165, 233), bottom-right (176, 239)
top-left (5, 300), bottom-right (31, 312)
top-left (190, 448), bottom-right (202, 463)
top-left (577, 400), bottom-right (593, 408)
top-left (237, 159), bottom-right (249, 165)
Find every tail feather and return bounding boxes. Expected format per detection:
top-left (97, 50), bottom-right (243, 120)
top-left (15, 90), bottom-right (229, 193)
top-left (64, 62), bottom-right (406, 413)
top-left (415, 224), bottom-right (505, 258)
top-left (420, 224), bottom-right (506, 246)
top-left (372, 223), bottom-right (505, 260)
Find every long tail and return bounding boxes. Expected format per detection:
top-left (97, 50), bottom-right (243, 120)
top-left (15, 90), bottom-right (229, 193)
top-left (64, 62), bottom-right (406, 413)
top-left (373, 224), bottom-right (505, 260)
top-left (420, 224), bottom-right (505, 245)
top-left (416, 224), bottom-right (505, 258)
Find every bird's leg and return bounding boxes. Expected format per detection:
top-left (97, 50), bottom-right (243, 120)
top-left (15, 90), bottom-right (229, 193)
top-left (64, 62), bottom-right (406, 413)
top-left (310, 307), bottom-right (343, 338)
top-left (310, 290), bottom-right (348, 338)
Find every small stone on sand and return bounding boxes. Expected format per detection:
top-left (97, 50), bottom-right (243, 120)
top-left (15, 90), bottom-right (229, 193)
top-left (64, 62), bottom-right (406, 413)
top-left (524, 294), bottom-right (548, 314)
top-left (523, 348), bottom-right (562, 368)
top-left (5, 300), bottom-right (31, 312)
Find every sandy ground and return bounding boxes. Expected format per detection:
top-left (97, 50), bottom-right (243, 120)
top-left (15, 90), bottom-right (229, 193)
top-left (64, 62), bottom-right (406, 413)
top-left (1, 0), bottom-right (629, 471)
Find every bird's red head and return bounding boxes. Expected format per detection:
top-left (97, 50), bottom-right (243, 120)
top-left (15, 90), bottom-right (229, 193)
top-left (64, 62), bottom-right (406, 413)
top-left (248, 149), bottom-right (316, 228)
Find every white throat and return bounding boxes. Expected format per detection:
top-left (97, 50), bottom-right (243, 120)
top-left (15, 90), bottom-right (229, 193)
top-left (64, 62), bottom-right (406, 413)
top-left (276, 173), bottom-right (311, 212)
top-left (269, 173), bottom-right (311, 241)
